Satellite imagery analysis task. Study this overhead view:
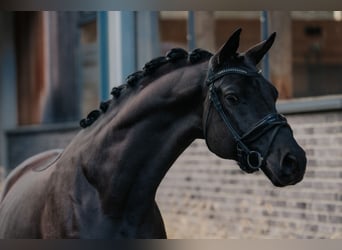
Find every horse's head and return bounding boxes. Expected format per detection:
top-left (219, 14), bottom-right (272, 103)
top-left (203, 28), bottom-right (306, 187)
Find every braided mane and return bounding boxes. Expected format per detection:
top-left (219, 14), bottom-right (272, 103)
top-left (80, 48), bottom-right (213, 128)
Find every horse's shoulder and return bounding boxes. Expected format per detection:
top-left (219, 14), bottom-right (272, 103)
top-left (0, 149), bottom-right (63, 201)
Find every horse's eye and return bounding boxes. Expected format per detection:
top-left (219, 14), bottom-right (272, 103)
top-left (225, 94), bottom-right (239, 105)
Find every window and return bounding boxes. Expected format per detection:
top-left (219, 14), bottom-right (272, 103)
top-left (159, 11), bottom-right (342, 101)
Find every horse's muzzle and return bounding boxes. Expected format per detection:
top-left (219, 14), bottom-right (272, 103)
top-left (269, 147), bottom-right (307, 187)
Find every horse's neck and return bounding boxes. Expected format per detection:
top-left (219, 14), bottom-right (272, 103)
top-left (66, 61), bottom-right (208, 219)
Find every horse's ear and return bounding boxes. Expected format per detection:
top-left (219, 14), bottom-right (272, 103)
top-left (211, 28), bottom-right (242, 68)
top-left (245, 32), bottom-right (276, 65)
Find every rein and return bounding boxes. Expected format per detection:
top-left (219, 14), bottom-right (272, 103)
top-left (205, 67), bottom-right (290, 173)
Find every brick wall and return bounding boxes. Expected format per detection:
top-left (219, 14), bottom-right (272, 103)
top-left (1, 108), bottom-right (341, 239)
top-left (156, 110), bottom-right (342, 239)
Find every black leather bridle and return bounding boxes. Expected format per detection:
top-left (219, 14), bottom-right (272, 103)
top-left (205, 67), bottom-right (290, 173)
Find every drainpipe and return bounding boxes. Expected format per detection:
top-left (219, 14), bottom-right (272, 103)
top-left (261, 10), bottom-right (270, 80)
top-left (97, 11), bottom-right (110, 101)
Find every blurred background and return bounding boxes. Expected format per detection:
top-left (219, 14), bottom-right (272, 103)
top-left (0, 11), bottom-right (341, 238)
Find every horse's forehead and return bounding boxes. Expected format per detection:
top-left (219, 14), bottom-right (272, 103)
top-left (221, 74), bottom-right (275, 99)
top-left (214, 55), bottom-right (258, 73)
top-left (238, 55), bottom-right (258, 71)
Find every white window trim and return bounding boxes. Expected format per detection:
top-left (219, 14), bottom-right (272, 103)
top-left (277, 95), bottom-right (342, 114)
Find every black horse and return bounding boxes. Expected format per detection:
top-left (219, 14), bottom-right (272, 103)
top-left (0, 29), bottom-right (306, 238)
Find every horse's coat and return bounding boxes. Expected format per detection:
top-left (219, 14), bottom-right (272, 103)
top-left (0, 29), bottom-right (306, 238)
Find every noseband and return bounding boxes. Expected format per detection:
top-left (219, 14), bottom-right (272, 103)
top-left (205, 67), bottom-right (290, 173)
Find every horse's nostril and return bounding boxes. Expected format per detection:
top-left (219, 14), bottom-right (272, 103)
top-left (282, 154), bottom-right (298, 174)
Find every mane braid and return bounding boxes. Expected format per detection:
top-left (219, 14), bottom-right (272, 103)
top-left (80, 110), bottom-right (101, 128)
top-left (100, 100), bottom-right (111, 112)
top-left (126, 71), bottom-right (144, 87)
top-left (166, 48), bottom-right (188, 62)
top-left (189, 48), bottom-right (213, 64)
top-left (143, 56), bottom-right (169, 74)
top-left (79, 47), bottom-right (212, 129)
top-left (111, 84), bottom-right (127, 98)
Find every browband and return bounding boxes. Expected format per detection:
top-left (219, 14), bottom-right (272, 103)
top-left (206, 67), bottom-right (262, 85)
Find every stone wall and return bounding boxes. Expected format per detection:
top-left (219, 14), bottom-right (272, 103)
top-left (156, 110), bottom-right (342, 238)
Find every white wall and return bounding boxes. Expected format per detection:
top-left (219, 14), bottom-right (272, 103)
top-left (107, 11), bottom-right (160, 90)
